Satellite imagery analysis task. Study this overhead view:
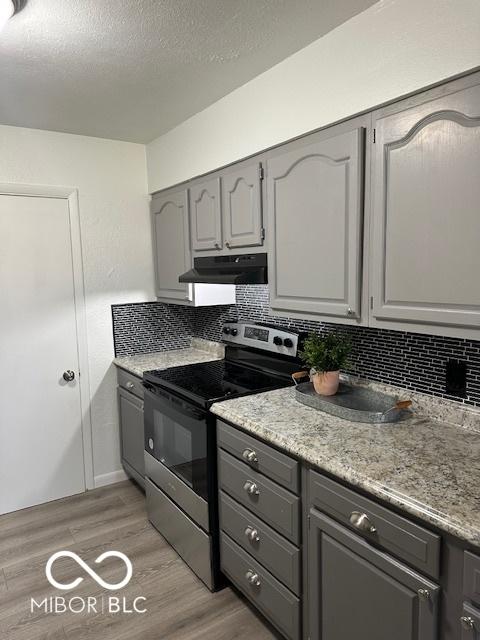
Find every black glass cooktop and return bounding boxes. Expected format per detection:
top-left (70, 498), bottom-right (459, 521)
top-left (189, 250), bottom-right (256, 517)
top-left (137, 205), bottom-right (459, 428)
top-left (144, 359), bottom-right (293, 407)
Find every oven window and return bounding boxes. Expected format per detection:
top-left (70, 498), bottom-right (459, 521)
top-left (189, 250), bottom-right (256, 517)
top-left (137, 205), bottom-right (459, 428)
top-left (152, 408), bottom-right (208, 500)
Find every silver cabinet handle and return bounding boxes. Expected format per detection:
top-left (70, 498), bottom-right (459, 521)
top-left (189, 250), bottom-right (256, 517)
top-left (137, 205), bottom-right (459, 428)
top-left (346, 307), bottom-right (355, 316)
top-left (214, 242), bottom-right (221, 249)
top-left (349, 511), bottom-right (377, 534)
top-left (417, 589), bottom-right (430, 601)
top-left (225, 241), bottom-right (231, 248)
top-left (63, 370), bottom-right (75, 382)
top-left (245, 570), bottom-right (261, 588)
top-left (148, 438), bottom-right (154, 450)
top-left (245, 526), bottom-right (260, 543)
top-left (126, 381), bottom-right (135, 390)
top-left (460, 616), bottom-right (475, 630)
top-left (243, 481), bottom-right (259, 496)
top-left (242, 448), bottom-right (258, 464)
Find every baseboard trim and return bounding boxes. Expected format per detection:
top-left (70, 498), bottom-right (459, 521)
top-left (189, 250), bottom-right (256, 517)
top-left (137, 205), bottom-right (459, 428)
top-left (94, 469), bottom-right (128, 488)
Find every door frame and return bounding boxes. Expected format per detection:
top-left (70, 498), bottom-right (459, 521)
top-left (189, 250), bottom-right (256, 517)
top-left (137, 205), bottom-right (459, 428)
top-left (0, 182), bottom-right (94, 490)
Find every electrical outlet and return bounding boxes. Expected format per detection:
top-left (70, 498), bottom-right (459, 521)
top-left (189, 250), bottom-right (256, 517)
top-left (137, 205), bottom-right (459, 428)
top-left (445, 359), bottom-right (467, 398)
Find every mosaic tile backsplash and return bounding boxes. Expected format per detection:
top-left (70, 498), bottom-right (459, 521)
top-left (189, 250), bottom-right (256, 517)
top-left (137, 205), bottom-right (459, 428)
top-left (112, 285), bottom-right (480, 407)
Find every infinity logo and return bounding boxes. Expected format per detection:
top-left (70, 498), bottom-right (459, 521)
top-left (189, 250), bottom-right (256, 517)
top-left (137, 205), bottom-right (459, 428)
top-left (46, 551), bottom-right (133, 591)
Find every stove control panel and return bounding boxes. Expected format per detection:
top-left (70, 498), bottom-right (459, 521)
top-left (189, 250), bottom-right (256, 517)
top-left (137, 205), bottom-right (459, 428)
top-left (222, 322), bottom-right (301, 357)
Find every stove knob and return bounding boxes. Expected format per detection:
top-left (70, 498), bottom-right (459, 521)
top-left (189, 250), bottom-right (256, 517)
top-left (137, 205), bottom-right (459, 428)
top-left (283, 338), bottom-right (293, 348)
top-left (223, 327), bottom-right (231, 335)
top-left (273, 336), bottom-right (283, 346)
top-left (231, 328), bottom-right (238, 336)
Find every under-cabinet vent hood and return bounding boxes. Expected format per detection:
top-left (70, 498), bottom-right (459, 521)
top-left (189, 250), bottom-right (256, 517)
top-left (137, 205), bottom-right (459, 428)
top-left (179, 253), bottom-right (267, 285)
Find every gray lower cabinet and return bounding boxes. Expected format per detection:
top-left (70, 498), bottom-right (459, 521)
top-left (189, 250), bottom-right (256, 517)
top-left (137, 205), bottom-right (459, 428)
top-left (370, 74), bottom-right (480, 333)
top-left (118, 384), bottom-right (145, 488)
top-left (151, 188), bottom-right (191, 303)
top-left (217, 421), bottom-right (302, 640)
top-left (266, 118), bottom-right (366, 321)
top-left (221, 533), bottom-right (300, 640)
top-left (308, 508), bottom-right (440, 640)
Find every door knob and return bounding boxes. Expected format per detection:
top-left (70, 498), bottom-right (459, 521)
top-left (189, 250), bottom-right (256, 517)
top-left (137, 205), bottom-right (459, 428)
top-left (245, 526), bottom-right (260, 543)
top-left (63, 370), bottom-right (75, 382)
top-left (243, 481), bottom-right (259, 496)
top-left (242, 448), bottom-right (258, 464)
top-left (460, 616), bottom-right (475, 630)
top-left (245, 570), bottom-right (261, 588)
top-left (349, 511), bottom-right (377, 534)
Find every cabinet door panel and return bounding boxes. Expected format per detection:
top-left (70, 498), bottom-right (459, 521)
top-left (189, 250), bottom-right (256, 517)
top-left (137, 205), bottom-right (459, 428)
top-left (371, 80), bottom-right (480, 329)
top-left (223, 162), bottom-right (263, 248)
top-left (309, 509), bottom-right (439, 640)
top-left (190, 177), bottom-right (222, 251)
top-left (152, 190), bottom-right (190, 302)
top-left (267, 127), bottom-right (364, 319)
top-left (118, 388), bottom-right (145, 480)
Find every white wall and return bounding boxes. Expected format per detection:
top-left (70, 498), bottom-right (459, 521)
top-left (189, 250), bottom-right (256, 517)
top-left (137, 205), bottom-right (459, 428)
top-left (147, 0), bottom-right (480, 192)
top-left (0, 125), bottom-right (153, 486)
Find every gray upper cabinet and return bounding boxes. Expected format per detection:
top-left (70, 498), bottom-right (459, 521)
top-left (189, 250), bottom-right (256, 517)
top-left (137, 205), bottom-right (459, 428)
top-left (370, 76), bottom-right (480, 334)
top-left (189, 176), bottom-right (222, 251)
top-left (222, 161), bottom-right (264, 249)
top-left (309, 509), bottom-right (439, 640)
top-left (267, 120), bottom-right (365, 320)
top-left (151, 189), bottom-right (191, 303)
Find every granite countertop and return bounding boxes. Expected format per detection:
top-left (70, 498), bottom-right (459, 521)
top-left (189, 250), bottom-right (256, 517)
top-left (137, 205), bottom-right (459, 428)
top-left (211, 385), bottom-right (480, 547)
top-left (113, 338), bottom-right (224, 377)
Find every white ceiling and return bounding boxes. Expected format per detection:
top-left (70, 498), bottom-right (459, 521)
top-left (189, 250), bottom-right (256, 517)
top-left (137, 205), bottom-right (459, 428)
top-left (0, 0), bottom-right (377, 143)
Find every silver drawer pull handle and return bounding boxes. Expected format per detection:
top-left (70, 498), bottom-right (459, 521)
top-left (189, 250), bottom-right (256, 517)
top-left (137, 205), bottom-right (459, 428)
top-left (126, 381), bottom-right (135, 390)
top-left (460, 616), bottom-right (475, 630)
top-left (243, 481), bottom-right (259, 496)
top-left (349, 511), bottom-right (377, 534)
top-left (245, 570), bottom-right (261, 588)
top-left (417, 589), bottom-right (430, 601)
top-left (242, 448), bottom-right (258, 464)
top-left (245, 526), bottom-right (260, 543)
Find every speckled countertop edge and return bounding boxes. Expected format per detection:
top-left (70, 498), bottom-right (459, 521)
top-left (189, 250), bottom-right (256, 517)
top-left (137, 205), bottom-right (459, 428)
top-left (211, 385), bottom-right (480, 547)
top-left (113, 338), bottom-right (224, 377)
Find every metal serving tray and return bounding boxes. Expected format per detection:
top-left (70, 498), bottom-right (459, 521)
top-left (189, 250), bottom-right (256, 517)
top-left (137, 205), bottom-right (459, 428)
top-left (295, 382), bottom-right (411, 424)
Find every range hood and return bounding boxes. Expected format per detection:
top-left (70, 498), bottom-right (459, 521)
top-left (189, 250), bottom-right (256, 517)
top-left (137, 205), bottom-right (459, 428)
top-left (179, 253), bottom-right (267, 285)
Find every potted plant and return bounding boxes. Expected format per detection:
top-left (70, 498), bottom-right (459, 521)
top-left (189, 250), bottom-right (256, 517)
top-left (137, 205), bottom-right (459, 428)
top-left (299, 332), bottom-right (351, 396)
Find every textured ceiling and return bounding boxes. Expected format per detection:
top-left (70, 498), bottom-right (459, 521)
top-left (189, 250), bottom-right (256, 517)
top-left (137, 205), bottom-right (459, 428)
top-left (0, 0), bottom-right (377, 143)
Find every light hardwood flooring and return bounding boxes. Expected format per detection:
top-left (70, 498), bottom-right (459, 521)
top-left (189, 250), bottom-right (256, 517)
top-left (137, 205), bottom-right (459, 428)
top-left (0, 480), bottom-right (278, 640)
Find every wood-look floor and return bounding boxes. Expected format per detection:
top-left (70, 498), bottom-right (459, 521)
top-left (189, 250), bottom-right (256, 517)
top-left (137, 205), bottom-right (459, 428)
top-left (0, 480), bottom-right (277, 640)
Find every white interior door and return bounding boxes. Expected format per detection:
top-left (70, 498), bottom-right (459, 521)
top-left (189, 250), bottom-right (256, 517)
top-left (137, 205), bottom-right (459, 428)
top-left (0, 194), bottom-right (86, 514)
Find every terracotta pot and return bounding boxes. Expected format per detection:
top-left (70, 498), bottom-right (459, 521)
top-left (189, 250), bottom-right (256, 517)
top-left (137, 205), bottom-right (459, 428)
top-left (311, 370), bottom-right (340, 396)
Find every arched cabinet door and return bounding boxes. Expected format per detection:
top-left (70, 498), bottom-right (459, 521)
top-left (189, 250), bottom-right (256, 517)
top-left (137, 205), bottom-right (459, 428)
top-left (189, 177), bottom-right (222, 251)
top-left (267, 125), bottom-right (365, 319)
top-left (151, 189), bottom-right (191, 302)
top-left (371, 78), bottom-right (480, 331)
top-left (222, 161), bottom-right (264, 249)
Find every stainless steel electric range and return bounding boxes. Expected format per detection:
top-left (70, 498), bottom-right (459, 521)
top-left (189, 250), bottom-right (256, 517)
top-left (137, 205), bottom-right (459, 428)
top-left (142, 322), bottom-right (305, 591)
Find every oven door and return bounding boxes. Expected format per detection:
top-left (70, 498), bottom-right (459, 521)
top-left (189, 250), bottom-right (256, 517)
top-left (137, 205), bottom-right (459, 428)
top-left (143, 384), bottom-right (209, 501)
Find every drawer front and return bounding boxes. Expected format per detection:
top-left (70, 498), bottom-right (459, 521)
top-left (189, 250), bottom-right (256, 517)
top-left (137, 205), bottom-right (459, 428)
top-left (145, 452), bottom-right (209, 532)
top-left (145, 478), bottom-right (213, 590)
top-left (221, 533), bottom-right (300, 640)
top-left (309, 470), bottom-right (440, 579)
top-left (219, 449), bottom-right (300, 544)
top-left (465, 552), bottom-right (480, 606)
top-left (220, 491), bottom-right (300, 595)
top-left (117, 367), bottom-right (144, 399)
top-left (218, 420), bottom-right (299, 493)
top-left (461, 602), bottom-right (480, 640)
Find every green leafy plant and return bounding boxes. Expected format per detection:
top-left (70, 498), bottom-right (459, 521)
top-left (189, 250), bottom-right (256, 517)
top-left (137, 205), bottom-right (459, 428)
top-left (299, 332), bottom-right (351, 373)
